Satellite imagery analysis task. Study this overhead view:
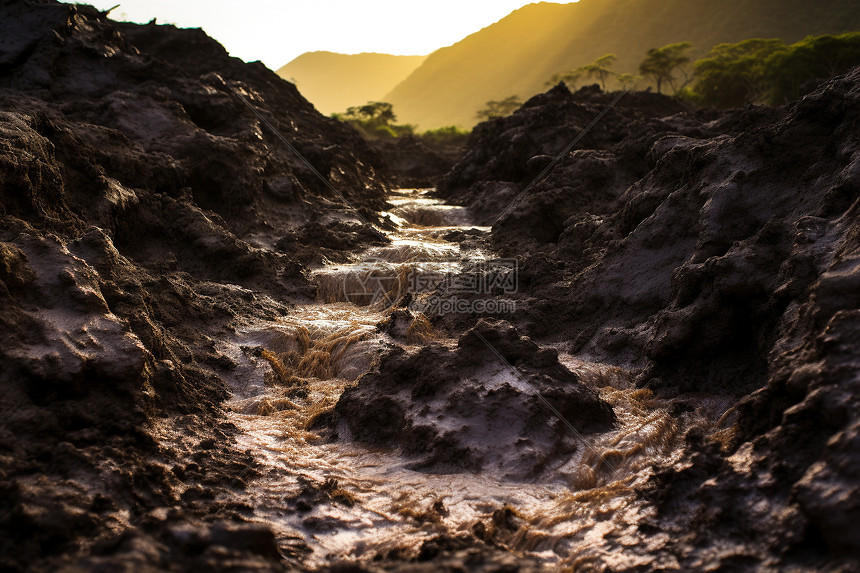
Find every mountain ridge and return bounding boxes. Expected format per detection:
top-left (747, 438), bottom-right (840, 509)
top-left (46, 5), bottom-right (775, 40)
top-left (384, 0), bottom-right (860, 128)
top-left (277, 51), bottom-right (427, 116)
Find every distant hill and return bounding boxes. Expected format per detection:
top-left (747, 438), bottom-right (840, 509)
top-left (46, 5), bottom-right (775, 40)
top-left (277, 52), bottom-right (427, 116)
top-left (384, 0), bottom-right (860, 129)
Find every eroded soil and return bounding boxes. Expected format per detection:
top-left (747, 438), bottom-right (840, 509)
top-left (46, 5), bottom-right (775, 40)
top-left (2, 2), bottom-right (860, 571)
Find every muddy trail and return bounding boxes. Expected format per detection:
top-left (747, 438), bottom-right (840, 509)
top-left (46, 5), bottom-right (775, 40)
top-left (2, 2), bottom-right (860, 572)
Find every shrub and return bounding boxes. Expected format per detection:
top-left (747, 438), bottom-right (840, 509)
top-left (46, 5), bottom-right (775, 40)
top-left (476, 96), bottom-right (522, 121)
top-left (420, 126), bottom-right (471, 146)
top-left (332, 101), bottom-right (414, 139)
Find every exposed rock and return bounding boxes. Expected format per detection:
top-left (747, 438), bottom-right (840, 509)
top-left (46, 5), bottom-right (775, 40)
top-left (439, 83), bottom-right (695, 227)
top-left (274, 219), bottom-right (390, 266)
top-left (368, 135), bottom-right (464, 188)
top-left (3, 0), bottom-right (860, 570)
top-left (0, 0), bottom-right (393, 570)
top-left (318, 319), bottom-right (615, 479)
top-left (437, 69), bottom-right (860, 569)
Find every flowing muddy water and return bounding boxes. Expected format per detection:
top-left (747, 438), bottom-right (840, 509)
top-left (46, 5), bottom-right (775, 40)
top-left (221, 189), bottom-right (733, 568)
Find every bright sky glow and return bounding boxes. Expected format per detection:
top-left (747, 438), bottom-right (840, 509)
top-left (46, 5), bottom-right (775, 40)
top-left (61, 1), bottom-right (578, 69)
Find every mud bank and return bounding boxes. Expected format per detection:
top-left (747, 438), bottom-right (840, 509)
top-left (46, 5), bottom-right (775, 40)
top-left (368, 135), bottom-right (464, 189)
top-left (317, 319), bottom-right (616, 478)
top-left (0, 1), bottom-right (388, 570)
top-left (435, 75), bottom-right (860, 568)
top-left (2, 0), bottom-right (860, 571)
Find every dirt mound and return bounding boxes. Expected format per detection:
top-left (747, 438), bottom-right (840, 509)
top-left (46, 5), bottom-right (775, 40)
top-left (434, 70), bottom-right (860, 568)
top-left (369, 135), bottom-right (464, 188)
top-left (0, 1), bottom-right (395, 570)
top-left (317, 319), bottom-right (615, 479)
top-left (438, 83), bottom-right (695, 223)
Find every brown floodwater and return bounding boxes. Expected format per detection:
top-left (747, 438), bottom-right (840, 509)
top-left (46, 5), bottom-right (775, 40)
top-left (218, 189), bottom-right (734, 568)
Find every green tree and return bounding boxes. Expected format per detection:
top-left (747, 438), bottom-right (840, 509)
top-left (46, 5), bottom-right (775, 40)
top-left (766, 32), bottom-right (860, 103)
top-left (684, 32), bottom-right (860, 108)
top-left (693, 38), bottom-right (788, 107)
top-left (476, 95), bottom-right (523, 121)
top-left (546, 69), bottom-right (584, 89)
top-left (577, 54), bottom-right (617, 90)
top-left (333, 101), bottom-right (414, 139)
top-left (639, 42), bottom-right (693, 94)
top-left (617, 73), bottom-right (641, 89)
top-left (343, 101), bottom-right (397, 128)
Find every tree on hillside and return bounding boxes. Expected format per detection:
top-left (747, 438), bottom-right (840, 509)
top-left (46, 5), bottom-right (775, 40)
top-left (343, 101), bottom-right (397, 128)
top-left (690, 33), bottom-right (860, 108)
top-left (577, 54), bottom-right (617, 90)
top-left (476, 95), bottom-right (523, 121)
top-left (334, 101), bottom-right (414, 138)
top-left (766, 32), bottom-right (860, 103)
top-left (639, 42), bottom-right (693, 94)
top-left (545, 69), bottom-right (584, 90)
top-left (617, 73), bottom-right (641, 89)
top-left (693, 38), bottom-right (788, 107)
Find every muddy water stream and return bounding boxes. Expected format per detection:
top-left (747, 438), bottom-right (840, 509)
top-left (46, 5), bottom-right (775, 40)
top-left (221, 189), bottom-right (727, 568)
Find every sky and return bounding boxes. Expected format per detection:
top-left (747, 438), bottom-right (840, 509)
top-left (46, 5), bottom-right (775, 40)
top-left (62, 1), bottom-right (578, 70)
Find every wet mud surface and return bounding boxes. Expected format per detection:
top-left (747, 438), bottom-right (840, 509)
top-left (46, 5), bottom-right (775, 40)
top-left (222, 190), bottom-right (696, 570)
top-left (2, 1), bottom-right (860, 571)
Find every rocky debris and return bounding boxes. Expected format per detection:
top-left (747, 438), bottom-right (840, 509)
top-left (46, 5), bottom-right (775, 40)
top-left (317, 544), bottom-right (543, 573)
top-left (0, 215), bottom-right (299, 571)
top-left (59, 520), bottom-right (290, 572)
top-left (368, 135), bottom-right (464, 188)
top-left (435, 73), bottom-right (860, 391)
top-left (275, 219), bottom-right (390, 266)
top-left (646, 213), bottom-right (860, 568)
top-left (436, 70), bottom-right (860, 568)
top-left (3, 0), bottom-right (860, 570)
top-left (0, 0), bottom-right (388, 235)
top-left (316, 319), bottom-right (615, 479)
top-left (282, 476), bottom-right (357, 513)
top-left (438, 84), bottom-right (696, 229)
top-left (377, 308), bottom-right (435, 344)
top-left (0, 0), bottom-right (399, 570)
